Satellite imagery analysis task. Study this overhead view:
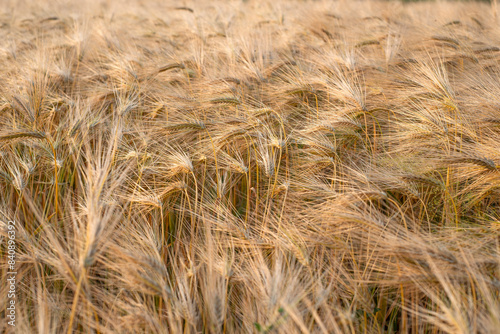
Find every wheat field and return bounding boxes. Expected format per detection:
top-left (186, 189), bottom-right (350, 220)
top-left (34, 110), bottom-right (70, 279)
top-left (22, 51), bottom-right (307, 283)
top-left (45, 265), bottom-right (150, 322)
top-left (1, 0), bottom-right (500, 333)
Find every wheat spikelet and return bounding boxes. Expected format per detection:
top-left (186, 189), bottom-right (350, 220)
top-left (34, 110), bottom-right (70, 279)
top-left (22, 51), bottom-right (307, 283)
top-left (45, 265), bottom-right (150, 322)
top-left (215, 128), bottom-right (248, 147)
top-left (222, 117), bottom-right (247, 126)
top-left (474, 46), bottom-right (500, 54)
top-left (285, 87), bottom-right (318, 96)
top-left (158, 63), bottom-right (186, 73)
top-left (166, 151), bottom-right (193, 177)
top-left (218, 151), bottom-right (248, 174)
top-left (332, 120), bottom-right (363, 131)
top-left (401, 174), bottom-right (442, 187)
top-left (264, 60), bottom-right (297, 77)
top-left (210, 97), bottom-right (241, 105)
top-left (271, 182), bottom-right (289, 198)
top-left (11, 96), bottom-right (35, 122)
top-left (158, 182), bottom-right (188, 201)
top-left (222, 77), bottom-right (241, 85)
top-left (483, 118), bottom-right (500, 125)
top-left (351, 190), bottom-right (388, 202)
top-left (355, 39), bottom-right (380, 48)
top-left (251, 108), bottom-right (275, 118)
top-left (298, 139), bottom-right (337, 156)
top-left (290, 245), bottom-right (309, 266)
top-left (443, 20), bottom-right (461, 27)
top-left (164, 121), bottom-right (206, 132)
top-left (431, 35), bottom-right (460, 46)
top-left (0, 131), bottom-right (46, 141)
top-left (174, 6), bottom-right (194, 13)
top-left (449, 157), bottom-right (497, 171)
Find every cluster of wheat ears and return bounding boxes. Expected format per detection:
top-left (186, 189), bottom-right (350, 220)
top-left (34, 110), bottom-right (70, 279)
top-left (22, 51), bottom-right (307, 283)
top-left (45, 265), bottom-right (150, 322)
top-left (1, 0), bottom-right (500, 333)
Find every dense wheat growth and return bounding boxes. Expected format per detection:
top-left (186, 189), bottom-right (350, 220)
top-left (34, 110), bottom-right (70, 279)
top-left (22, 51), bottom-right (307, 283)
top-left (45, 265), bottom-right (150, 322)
top-left (1, 0), bottom-right (500, 332)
